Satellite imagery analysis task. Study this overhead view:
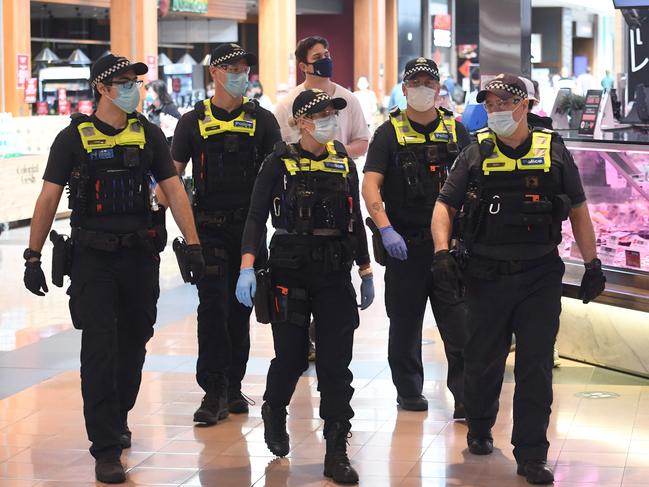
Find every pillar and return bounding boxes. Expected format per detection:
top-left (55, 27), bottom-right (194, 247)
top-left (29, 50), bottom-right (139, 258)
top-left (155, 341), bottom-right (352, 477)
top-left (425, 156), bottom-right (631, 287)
top-left (258, 0), bottom-right (296, 104)
top-left (385, 0), bottom-right (398, 93)
top-left (1, 0), bottom-right (31, 116)
top-left (110, 0), bottom-right (158, 77)
top-left (479, 0), bottom-right (532, 77)
top-left (354, 0), bottom-right (386, 102)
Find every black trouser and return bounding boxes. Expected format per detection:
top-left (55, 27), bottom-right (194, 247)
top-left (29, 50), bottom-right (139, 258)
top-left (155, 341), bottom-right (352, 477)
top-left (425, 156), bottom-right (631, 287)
top-left (195, 223), bottom-right (267, 397)
top-left (385, 239), bottom-right (468, 401)
top-left (263, 243), bottom-right (359, 429)
top-left (68, 245), bottom-right (160, 461)
top-left (463, 252), bottom-right (564, 463)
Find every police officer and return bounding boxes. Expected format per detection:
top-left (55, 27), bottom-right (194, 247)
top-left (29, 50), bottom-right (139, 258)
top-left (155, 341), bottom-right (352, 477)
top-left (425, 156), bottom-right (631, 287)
top-left (235, 89), bottom-right (374, 484)
top-left (362, 57), bottom-right (470, 415)
top-left (171, 43), bottom-right (281, 424)
top-left (431, 74), bottom-right (606, 485)
top-left (22, 55), bottom-right (204, 484)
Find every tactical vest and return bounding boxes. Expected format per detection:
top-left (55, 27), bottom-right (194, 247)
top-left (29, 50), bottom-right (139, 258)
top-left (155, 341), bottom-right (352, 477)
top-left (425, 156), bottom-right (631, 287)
top-left (68, 113), bottom-right (152, 233)
top-left (192, 98), bottom-right (259, 210)
top-left (383, 108), bottom-right (459, 230)
top-left (271, 141), bottom-right (354, 235)
top-left (467, 127), bottom-right (566, 247)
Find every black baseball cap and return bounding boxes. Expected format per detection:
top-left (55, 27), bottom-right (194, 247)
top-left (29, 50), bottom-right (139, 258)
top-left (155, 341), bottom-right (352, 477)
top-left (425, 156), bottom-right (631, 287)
top-left (292, 89), bottom-right (347, 119)
top-left (210, 43), bottom-right (257, 67)
top-left (477, 74), bottom-right (528, 103)
top-left (90, 54), bottom-right (147, 87)
top-left (403, 57), bottom-right (440, 82)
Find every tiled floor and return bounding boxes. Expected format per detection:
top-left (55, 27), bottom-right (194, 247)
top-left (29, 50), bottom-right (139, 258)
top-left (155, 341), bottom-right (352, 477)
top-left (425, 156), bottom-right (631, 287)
top-left (1, 222), bottom-right (649, 486)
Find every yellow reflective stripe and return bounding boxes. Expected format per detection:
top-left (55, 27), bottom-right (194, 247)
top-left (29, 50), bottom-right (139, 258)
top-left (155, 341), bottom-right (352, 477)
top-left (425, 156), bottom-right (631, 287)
top-left (481, 130), bottom-right (552, 175)
top-left (391, 109), bottom-right (457, 145)
top-left (77, 119), bottom-right (146, 153)
top-left (282, 142), bottom-right (349, 177)
top-left (197, 97), bottom-right (256, 139)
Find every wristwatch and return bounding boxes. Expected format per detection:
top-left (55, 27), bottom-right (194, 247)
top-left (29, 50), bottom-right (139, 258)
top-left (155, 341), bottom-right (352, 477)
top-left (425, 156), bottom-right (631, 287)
top-left (23, 248), bottom-right (41, 261)
top-left (584, 258), bottom-right (602, 270)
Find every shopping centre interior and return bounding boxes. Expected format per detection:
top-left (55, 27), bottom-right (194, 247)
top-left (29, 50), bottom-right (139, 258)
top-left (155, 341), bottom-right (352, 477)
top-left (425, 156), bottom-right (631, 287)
top-left (1, 0), bottom-right (649, 486)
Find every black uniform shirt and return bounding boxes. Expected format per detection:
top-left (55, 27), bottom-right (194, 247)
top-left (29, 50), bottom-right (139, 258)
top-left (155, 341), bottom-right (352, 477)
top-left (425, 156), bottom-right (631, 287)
top-left (438, 130), bottom-right (587, 260)
top-left (171, 99), bottom-right (281, 165)
top-left (363, 112), bottom-right (472, 175)
top-left (43, 113), bottom-right (177, 187)
top-left (241, 144), bottom-right (371, 267)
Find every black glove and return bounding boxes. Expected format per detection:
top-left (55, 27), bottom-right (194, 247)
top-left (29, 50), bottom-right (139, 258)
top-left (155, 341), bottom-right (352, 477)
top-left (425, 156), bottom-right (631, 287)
top-left (185, 244), bottom-right (206, 285)
top-left (579, 258), bottom-right (605, 304)
top-left (431, 250), bottom-right (463, 305)
top-left (24, 261), bottom-right (49, 296)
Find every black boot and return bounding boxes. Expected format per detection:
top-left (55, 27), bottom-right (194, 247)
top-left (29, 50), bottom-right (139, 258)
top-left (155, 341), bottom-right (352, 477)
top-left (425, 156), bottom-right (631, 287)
top-left (193, 388), bottom-right (228, 425)
top-left (120, 423), bottom-right (132, 449)
top-left (517, 460), bottom-right (555, 484)
top-left (228, 391), bottom-right (255, 414)
top-left (261, 402), bottom-right (290, 457)
top-left (467, 430), bottom-right (494, 455)
top-left (323, 422), bottom-right (359, 484)
top-left (95, 458), bottom-right (126, 484)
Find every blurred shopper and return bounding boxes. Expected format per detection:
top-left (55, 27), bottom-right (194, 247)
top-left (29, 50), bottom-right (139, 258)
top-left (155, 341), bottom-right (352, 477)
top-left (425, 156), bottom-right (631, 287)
top-left (171, 43), bottom-right (281, 425)
top-left (432, 74), bottom-right (605, 485)
top-left (247, 79), bottom-right (274, 112)
top-left (601, 70), bottom-right (615, 92)
top-left (145, 80), bottom-right (181, 140)
top-left (576, 67), bottom-right (597, 95)
top-left (388, 73), bottom-right (408, 111)
top-left (353, 75), bottom-right (379, 127)
top-left (363, 57), bottom-right (470, 416)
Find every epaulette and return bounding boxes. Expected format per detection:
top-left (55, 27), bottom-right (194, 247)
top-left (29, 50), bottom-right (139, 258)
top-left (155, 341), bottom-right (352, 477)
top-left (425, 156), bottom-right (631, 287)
top-left (70, 112), bottom-right (91, 125)
top-left (332, 140), bottom-right (348, 158)
top-left (274, 141), bottom-right (299, 159)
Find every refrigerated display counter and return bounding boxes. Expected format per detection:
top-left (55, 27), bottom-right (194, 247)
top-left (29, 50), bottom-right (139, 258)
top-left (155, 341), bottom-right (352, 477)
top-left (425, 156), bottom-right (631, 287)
top-left (556, 129), bottom-right (649, 377)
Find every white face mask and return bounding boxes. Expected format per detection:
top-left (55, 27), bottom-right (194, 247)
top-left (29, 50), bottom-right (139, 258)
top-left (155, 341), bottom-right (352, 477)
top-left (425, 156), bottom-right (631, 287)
top-left (406, 86), bottom-right (437, 112)
top-left (487, 103), bottom-right (524, 137)
top-left (310, 115), bottom-right (338, 144)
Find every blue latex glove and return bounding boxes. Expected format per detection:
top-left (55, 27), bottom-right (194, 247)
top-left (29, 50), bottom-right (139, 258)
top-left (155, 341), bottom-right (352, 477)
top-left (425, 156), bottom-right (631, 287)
top-left (235, 267), bottom-right (256, 308)
top-left (359, 274), bottom-right (375, 310)
top-left (379, 225), bottom-right (408, 260)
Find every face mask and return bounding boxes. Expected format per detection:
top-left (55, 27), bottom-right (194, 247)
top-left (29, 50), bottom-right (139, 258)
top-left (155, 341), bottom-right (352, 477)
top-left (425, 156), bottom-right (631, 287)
top-left (221, 72), bottom-right (249, 98)
top-left (107, 83), bottom-right (140, 113)
top-left (308, 58), bottom-right (333, 78)
top-left (309, 115), bottom-right (338, 144)
top-left (406, 86), bottom-right (437, 112)
top-left (487, 104), bottom-right (523, 137)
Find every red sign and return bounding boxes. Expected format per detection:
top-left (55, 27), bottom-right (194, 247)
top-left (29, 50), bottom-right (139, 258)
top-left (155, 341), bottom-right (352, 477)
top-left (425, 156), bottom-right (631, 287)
top-left (58, 99), bottom-right (71, 116)
top-left (36, 101), bottom-right (49, 115)
top-left (24, 78), bottom-right (38, 103)
top-left (172, 78), bottom-right (181, 93)
top-left (433, 14), bottom-right (451, 31)
top-left (57, 88), bottom-right (67, 101)
top-left (16, 54), bottom-right (30, 89)
top-left (146, 55), bottom-right (158, 82)
top-left (77, 100), bottom-right (93, 115)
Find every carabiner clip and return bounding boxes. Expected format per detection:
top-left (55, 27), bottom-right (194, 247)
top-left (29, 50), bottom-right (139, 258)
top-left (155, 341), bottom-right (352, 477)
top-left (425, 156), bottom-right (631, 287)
top-left (273, 197), bottom-right (281, 217)
top-left (489, 195), bottom-right (501, 215)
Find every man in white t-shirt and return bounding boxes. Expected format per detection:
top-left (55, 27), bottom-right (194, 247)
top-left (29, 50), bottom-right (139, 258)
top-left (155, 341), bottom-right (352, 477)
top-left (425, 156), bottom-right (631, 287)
top-left (274, 36), bottom-right (370, 158)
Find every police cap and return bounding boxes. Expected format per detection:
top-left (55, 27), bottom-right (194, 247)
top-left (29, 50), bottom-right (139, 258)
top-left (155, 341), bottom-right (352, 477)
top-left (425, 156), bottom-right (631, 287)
top-left (210, 43), bottom-right (257, 67)
top-left (477, 74), bottom-right (528, 103)
top-left (90, 54), bottom-right (148, 87)
top-left (292, 89), bottom-right (347, 119)
top-left (403, 57), bottom-right (440, 82)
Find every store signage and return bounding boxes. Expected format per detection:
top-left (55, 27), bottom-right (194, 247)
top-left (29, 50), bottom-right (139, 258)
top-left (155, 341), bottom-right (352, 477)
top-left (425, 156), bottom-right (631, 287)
top-left (35, 102), bottom-right (49, 116)
top-left (58, 99), bottom-right (71, 116)
top-left (16, 54), bottom-right (30, 89)
top-left (171, 0), bottom-right (207, 14)
top-left (578, 90), bottom-right (603, 135)
top-left (24, 78), bottom-right (38, 104)
top-left (77, 100), bottom-right (93, 115)
top-left (628, 25), bottom-right (649, 100)
top-left (146, 55), bottom-right (158, 82)
top-left (433, 15), bottom-right (452, 48)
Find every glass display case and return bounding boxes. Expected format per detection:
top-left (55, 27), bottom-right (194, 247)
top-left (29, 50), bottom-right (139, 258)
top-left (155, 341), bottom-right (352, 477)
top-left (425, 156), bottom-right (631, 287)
top-left (555, 130), bottom-right (649, 378)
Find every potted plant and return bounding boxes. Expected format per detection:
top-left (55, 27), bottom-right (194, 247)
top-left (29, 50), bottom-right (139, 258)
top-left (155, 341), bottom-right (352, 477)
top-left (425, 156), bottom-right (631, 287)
top-left (557, 94), bottom-right (586, 129)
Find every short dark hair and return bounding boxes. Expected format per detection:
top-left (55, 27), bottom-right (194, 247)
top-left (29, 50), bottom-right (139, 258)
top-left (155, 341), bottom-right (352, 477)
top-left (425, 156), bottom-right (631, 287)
top-left (295, 36), bottom-right (329, 64)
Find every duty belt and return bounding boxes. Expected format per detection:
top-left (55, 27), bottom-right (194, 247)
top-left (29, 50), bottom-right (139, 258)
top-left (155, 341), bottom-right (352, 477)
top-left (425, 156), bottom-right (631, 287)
top-left (269, 238), bottom-right (352, 271)
top-left (468, 248), bottom-right (559, 275)
top-left (274, 228), bottom-right (342, 237)
top-left (399, 227), bottom-right (432, 244)
top-left (195, 208), bottom-right (248, 228)
top-left (71, 227), bottom-right (156, 252)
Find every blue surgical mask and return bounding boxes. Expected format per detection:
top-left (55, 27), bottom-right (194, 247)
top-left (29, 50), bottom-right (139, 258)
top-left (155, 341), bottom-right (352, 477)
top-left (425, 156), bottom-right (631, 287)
top-left (311, 115), bottom-right (338, 144)
top-left (221, 72), bottom-right (249, 98)
top-left (308, 58), bottom-right (333, 78)
top-left (487, 105), bottom-right (523, 137)
top-left (107, 83), bottom-right (141, 113)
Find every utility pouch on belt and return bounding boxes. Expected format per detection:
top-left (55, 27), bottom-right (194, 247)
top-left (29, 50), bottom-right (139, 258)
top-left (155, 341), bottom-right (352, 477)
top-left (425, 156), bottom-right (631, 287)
top-left (254, 268), bottom-right (273, 324)
top-left (365, 217), bottom-right (387, 266)
top-left (172, 237), bottom-right (191, 283)
top-left (49, 230), bottom-right (72, 287)
top-left (273, 285), bottom-right (309, 327)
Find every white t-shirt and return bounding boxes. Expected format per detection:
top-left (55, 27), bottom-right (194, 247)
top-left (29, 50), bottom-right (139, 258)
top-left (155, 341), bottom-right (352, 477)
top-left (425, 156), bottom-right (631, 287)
top-left (273, 82), bottom-right (371, 146)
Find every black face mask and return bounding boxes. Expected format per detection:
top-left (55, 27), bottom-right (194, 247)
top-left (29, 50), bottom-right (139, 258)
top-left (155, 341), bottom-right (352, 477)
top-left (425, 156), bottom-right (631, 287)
top-left (306, 57), bottom-right (333, 78)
